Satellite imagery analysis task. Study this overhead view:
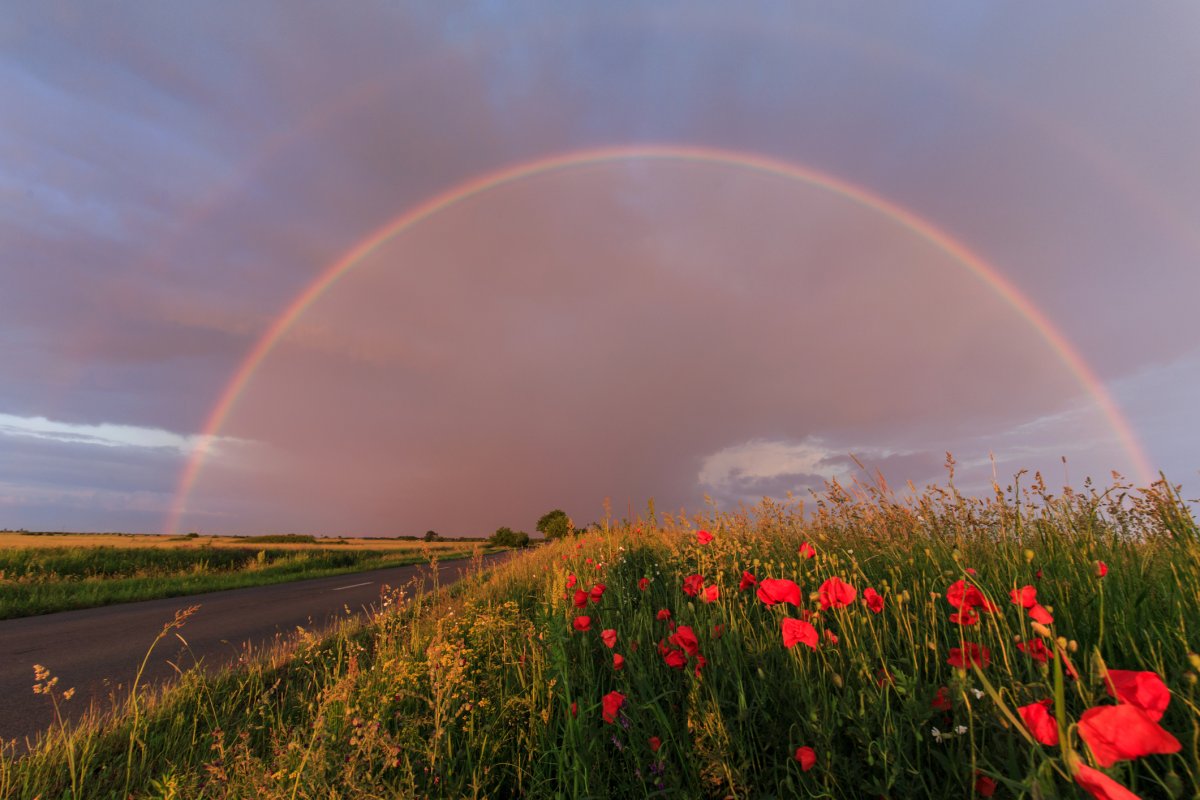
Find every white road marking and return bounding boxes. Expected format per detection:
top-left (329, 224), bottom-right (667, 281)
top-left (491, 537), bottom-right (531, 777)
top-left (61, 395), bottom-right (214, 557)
top-left (332, 581), bottom-right (373, 591)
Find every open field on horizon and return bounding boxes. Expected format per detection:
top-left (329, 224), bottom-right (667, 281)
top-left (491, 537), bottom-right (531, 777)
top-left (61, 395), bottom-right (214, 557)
top-left (4, 476), bottom-right (1198, 799)
top-left (0, 538), bottom-right (496, 619)
top-left (0, 532), bottom-right (488, 550)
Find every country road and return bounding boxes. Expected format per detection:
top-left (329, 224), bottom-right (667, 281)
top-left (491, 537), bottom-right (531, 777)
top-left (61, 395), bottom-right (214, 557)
top-left (0, 551), bottom-right (511, 746)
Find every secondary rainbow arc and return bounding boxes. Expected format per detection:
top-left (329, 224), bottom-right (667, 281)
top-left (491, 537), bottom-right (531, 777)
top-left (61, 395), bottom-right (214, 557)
top-left (166, 143), bottom-right (1154, 533)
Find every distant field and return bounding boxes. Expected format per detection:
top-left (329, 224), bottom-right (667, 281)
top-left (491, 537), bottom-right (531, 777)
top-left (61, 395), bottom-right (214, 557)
top-left (0, 531), bottom-right (480, 550)
top-left (0, 534), bottom-right (494, 619)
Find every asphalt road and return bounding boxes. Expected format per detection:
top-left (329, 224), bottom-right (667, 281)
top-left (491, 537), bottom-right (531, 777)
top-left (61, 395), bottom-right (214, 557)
top-left (0, 551), bottom-right (510, 746)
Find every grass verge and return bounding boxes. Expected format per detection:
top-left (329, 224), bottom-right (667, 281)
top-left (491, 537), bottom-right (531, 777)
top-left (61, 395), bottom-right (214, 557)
top-left (0, 546), bottom-right (493, 619)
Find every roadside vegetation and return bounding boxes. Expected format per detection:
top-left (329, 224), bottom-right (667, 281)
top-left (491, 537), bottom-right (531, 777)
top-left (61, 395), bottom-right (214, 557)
top-left (0, 543), bottom-right (491, 619)
top-left (3, 472), bottom-right (1198, 799)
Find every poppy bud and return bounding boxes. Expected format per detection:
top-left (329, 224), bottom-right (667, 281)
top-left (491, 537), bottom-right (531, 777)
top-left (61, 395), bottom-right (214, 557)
top-left (1023, 549), bottom-right (1035, 563)
top-left (1185, 672), bottom-right (1197, 686)
top-left (832, 673), bottom-right (843, 688)
top-left (1188, 653), bottom-right (1200, 671)
top-left (1068, 640), bottom-right (1078, 653)
top-left (1056, 636), bottom-right (1068, 650)
top-left (1031, 622), bottom-right (1052, 638)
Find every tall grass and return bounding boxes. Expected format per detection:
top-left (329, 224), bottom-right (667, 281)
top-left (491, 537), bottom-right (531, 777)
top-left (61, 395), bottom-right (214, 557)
top-left (3, 475), bottom-right (1197, 798)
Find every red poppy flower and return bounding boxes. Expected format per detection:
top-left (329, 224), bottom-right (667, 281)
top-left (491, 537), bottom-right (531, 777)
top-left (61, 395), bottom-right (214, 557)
top-left (656, 608), bottom-right (672, 621)
top-left (1078, 704), bottom-right (1181, 766)
top-left (573, 615), bottom-right (592, 632)
top-left (946, 579), bottom-right (972, 608)
top-left (601, 629), bottom-right (617, 648)
top-left (682, 574), bottom-right (704, 597)
top-left (585, 557), bottom-right (593, 564)
top-left (649, 736), bottom-right (662, 752)
top-left (693, 655), bottom-right (707, 677)
top-left (1017, 638), bottom-right (1052, 663)
top-left (1010, 585), bottom-right (1037, 608)
top-left (781, 617), bottom-right (818, 650)
top-left (1096, 560), bottom-right (1109, 577)
top-left (696, 529), bottom-right (713, 545)
top-left (638, 577), bottom-right (649, 591)
top-left (669, 625), bottom-right (700, 656)
top-left (949, 609), bottom-right (979, 626)
top-left (947, 643), bottom-right (991, 669)
top-left (1074, 763), bottom-right (1139, 800)
top-left (712, 624), bottom-right (724, 638)
top-left (965, 567), bottom-right (978, 576)
top-left (823, 628), bottom-right (838, 645)
top-left (794, 746), bottom-right (816, 771)
top-left (1104, 669), bottom-right (1170, 722)
top-left (863, 587), bottom-right (884, 613)
top-left (931, 686), bottom-right (952, 711)
top-left (663, 648), bottom-right (687, 669)
top-left (701, 584), bottom-right (720, 604)
top-left (573, 589), bottom-right (588, 608)
top-left (601, 690), bottom-right (625, 723)
top-left (613, 653), bottom-right (625, 670)
top-left (946, 580), bottom-right (996, 613)
top-left (570, 701), bottom-right (577, 718)
top-left (566, 574), bottom-right (577, 588)
top-left (974, 773), bottom-right (997, 797)
top-left (798, 542), bottom-right (816, 559)
top-left (818, 577), bottom-right (857, 610)
top-left (1018, 699), bottom-right (1059, 745)
top-left (589, 584), bottom-right (607, 604)
top-left (757, 578), bottom-right (802, 606)
top-left (1028, 604), bottom-right (1054, 625)
top-left (739, 571), bottom-right (757, 591)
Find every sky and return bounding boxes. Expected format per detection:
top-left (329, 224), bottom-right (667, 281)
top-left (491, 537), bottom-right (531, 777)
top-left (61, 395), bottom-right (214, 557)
top-left (2, 2), bottom-right (1198, 535)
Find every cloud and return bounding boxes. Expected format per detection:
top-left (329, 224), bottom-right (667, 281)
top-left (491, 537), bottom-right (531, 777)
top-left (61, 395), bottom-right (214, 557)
top-left (697, 438), bottom-right (949, 507)
top-left (0, 411), bottom-right (238, 455)
top-left (699, 439), bottom-right (845, 490)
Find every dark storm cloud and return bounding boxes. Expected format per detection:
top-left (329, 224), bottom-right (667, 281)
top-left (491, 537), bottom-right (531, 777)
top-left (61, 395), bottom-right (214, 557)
top-left (1, 1), bottom-right (1197, 532)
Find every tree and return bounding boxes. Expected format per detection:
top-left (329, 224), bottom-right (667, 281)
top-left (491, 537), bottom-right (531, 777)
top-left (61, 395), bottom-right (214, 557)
top-left (490, 526), bottom-right (530, 548)
top-left (424, 530), bottom-right (441, 542)
top-left (536, 509), bottom-right (571, 540)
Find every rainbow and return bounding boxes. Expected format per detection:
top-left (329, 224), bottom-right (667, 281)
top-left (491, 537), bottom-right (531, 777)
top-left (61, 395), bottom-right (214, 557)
top-left (166, 143), bottom-right (1154, 532)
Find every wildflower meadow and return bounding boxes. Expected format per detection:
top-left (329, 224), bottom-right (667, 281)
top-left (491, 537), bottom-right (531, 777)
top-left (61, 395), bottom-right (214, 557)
top-left (4, 472), bottom-right (1198, 799)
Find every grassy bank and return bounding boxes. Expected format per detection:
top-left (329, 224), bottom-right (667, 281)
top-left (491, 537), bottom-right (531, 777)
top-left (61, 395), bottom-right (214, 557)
top-left (4, 475), bottom-right (1198, 798)
top-left (0, 544), bottom-right (488, 619)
